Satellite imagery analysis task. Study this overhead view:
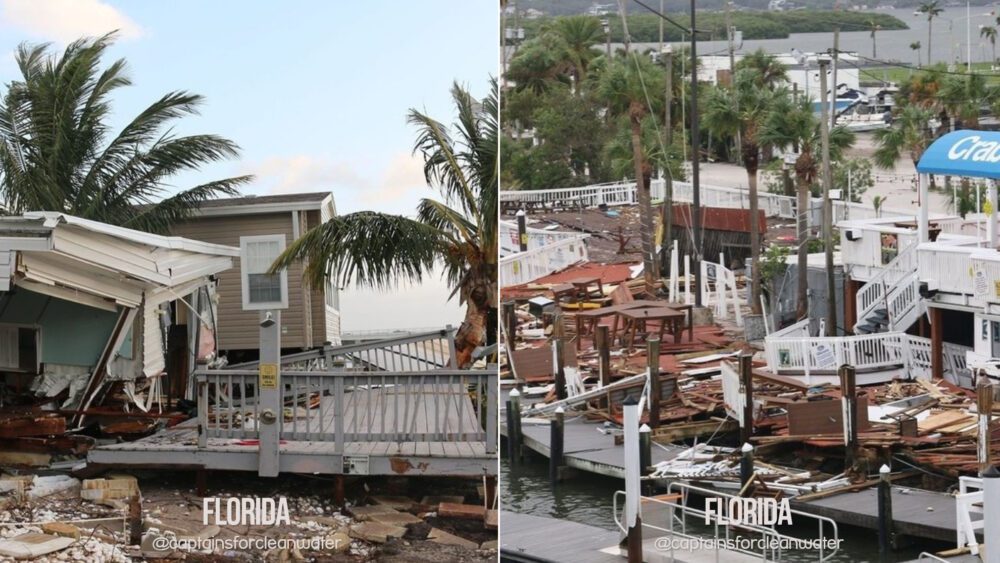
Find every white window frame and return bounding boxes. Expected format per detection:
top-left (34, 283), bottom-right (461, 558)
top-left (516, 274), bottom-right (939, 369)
top-left (240, 234), bottom-right (289, 310)
top-left (0, 323), bottom-right (41, 373)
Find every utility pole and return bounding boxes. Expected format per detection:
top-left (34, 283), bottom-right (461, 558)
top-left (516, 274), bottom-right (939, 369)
top-left (726, 1), bottom-right (741, 166)
top-left (664, 48), bottom-right (674, 255)
top-left (691, 0), bottom-right (703, 308)
top-left (819, 58), bottom-right (837, 337)
top-left (830, 27), bottom-right (840, 129)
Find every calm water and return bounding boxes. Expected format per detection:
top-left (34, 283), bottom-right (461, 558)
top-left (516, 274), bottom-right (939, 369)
top-left (635, 7), bottom-right (1000, 66)
top-left (501, 455), bottom-right (946, 562)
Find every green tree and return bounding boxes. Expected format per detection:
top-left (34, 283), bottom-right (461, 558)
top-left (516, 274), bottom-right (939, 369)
top-left (981, 25), bottom-right (997, 66)
top-left (917, 1), bottom-right (943, 66)
top-left (597, 55), bottom-right (665, 290)
top-left (702, 68), bottom-right (783, 315)
top-left (552, 16), bottom-right (604, 91)
top-left (736, 48), bottom-right (788, 89)
top-left (937, 71), bottom-right (994, 129)
top-left (910, 41), bottom-right (922, 66)
top-left (272, 81), bottom-right (497, 368)
top-left (0, 34), bottom-right (249, 232)
top-left (759, 94), bottom-right (854, 320)
top-left (873, 104), bottom-right (936, 169)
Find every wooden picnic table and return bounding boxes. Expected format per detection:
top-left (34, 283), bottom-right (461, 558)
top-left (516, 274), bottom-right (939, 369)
top-left (617, 307), bottom-right (687, 351)
top-left (569, 276), bottom-right (604, 300)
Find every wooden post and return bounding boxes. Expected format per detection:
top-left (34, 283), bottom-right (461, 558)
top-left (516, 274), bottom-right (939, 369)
top-left (648, 337), bottom-right (661, 429)
top-left (844, 279), bottom-right (858, 331)
top-left (485, 475), bottom-right (497, 509)
top-left (623, 396), bottom-right (643, 563)
top-left (516, 209), bottom-right (528, 252)
top-left (195, 469), bottom-right (208, 497)
top-left (597, 325), bottom-right (611, 409)
top-left (740, 354), bottom-right (754, 445)
top-left (334, 475), bottom-right (345, 506)
top-left (931, 307), bottom-right (944, 380)
top-left (640, 423), bottom-right (652, 495)
top-left (554, 338), bottom-right (567, 401)
top-left (877, 464), bottom-right (893, 562)
top-left (550, 406), bottom-right (565, 486)
top-left (839, 364), bottom-right (859, 469)
top-left (980, 377), bottom-right (994, 475)
top-left (740, 443), bottom-right (754, 497)
top-left (128, 493), bottom-right (142, 546)
top-left (507, 389), bottom-right (522, 464)
top-left (503, 301), bottom-right (517, 343)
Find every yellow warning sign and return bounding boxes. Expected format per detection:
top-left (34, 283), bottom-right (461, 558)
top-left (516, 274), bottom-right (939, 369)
top-left (986, 200), bottom-right (994, 215)
top-left (259, 363), bottom-right (278, 389)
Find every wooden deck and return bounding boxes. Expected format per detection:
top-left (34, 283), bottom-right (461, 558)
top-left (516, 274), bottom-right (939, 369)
top-left (89, 386), bottom-right (494, 476)
top-left (502, 415), bottom-right (689, 479)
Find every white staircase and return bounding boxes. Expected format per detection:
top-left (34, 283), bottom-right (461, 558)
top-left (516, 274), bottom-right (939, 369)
top-left (855, 243), bottom-right (922, 334)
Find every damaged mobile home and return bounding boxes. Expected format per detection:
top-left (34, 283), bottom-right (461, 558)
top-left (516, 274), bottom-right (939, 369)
top-left (0, 211), bottom-right (235, 444)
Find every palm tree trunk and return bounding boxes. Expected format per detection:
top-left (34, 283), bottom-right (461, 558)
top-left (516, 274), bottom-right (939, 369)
top-left (452, 265), bottom-right (496, 368)
top-left (796, 174), bottom-right (810, 321)
top-left (630, 106), bottom-right (657, 294)
top-left (928, 19), bottom-right (933, 66)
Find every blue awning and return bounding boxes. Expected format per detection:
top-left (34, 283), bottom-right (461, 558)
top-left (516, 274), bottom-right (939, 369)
top-left (917, 130), bottom-right (1000, 179)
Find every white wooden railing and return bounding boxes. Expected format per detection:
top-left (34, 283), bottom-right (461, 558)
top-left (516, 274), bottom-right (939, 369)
top-left (701, 254), bottom-right (742, 326)
top-left (765, 330), bottom-right (972, 382)
top-left (499, 236), bottom-right (589, 287)
top-left (499, 220), bottom-right (586, 257)
top-left (855, 242), bottom-right (918, 331)
top-left (956, 476), bottom-right (984, 555)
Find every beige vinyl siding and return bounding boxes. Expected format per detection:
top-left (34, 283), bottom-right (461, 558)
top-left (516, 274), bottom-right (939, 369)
top-left (172, 213), bottom-right (313, 351)
top-left (301, 209), bottom-right (342, 346)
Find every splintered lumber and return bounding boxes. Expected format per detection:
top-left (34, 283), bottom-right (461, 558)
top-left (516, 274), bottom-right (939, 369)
top-left (650, 419), bottom-right (737, 444)
top-left (0, 415), bottom-right (65, 438)
top-left (793, 470), bottom-right (919, 502)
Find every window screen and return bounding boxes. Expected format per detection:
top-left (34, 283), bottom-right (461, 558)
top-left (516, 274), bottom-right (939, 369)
top-left (240, 235), bottom-right (288, 310)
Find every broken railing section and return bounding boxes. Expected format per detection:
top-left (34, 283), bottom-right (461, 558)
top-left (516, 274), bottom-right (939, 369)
top-left (228, 327), bottom-right (460, 372)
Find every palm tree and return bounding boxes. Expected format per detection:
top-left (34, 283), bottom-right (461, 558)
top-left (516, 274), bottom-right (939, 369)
top-left (869, 19), bottom-right (882, 58)
top-left (981, 25), bottom-right (998, 66)
top-left (597, 55), bottom-right (665, 291)
top-left (702, 68), bottom-right (783, 315)
top-left (911, 41), bottom-right (922, 67)
top-left (0, 33), bottom-right (249, 232)
top-left (874, 104), bottom-right (936, 170)
top-left (737, 49), bottom-right (788, 90)
top-left (760, 95), bottom-right (855, 322)
top-left (552, 16), bottom-right (604, 92)
top-left (917, 1), bottom-right (944, 66)
top-left (272, 81), bottom-right (497, 368)
top-left (937, 71), bottom-right (993, 129)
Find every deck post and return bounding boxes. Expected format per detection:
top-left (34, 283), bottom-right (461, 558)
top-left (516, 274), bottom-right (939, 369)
top-left (486, 373), bottom-right (498, 455)
top-left (516, 209), bottom-right (528, 252)
top-left (979, 377), bottom-right (994, 474)
top-left (550, 406), bottom-right (565, 486)
top-left (990, 181), bottom-right (998, 249)
top-left (984, 465), bottom-right (1000, 563)
top-left (740, 442), bottom-right (754, 496)
top-left (639, 424), bottom-right (651, 495)
top-left (739, 354), bottom-right (754, 445)
top-left (128, 493), bottom-right (143, 546)
top-left (839, 364), bottom-right (858, 470)
top-left (597, 325), bottom-right (611, 409)
top-left (877, 464), bottom-right (893, 561)
top-left (197, 377), bottom-right (208, 449)
top-left (554, 337), bottom-right (567, 401)
top-left (623, 396), bottom-right (643, 563)
top-left (647, 338), bottom-right (661, 429)
top-left (503, 301), bottom-right (517, 344)
top-left (508, 389), bottom-right (522, 463)
top-left (918, 174), bottom-right (929, 243)
top-left (931, 307), bottom-right (943, 380)
top-left (257, 310), bottom-right (281, 478)
top-left (334, 475), bottom-right (345, 506)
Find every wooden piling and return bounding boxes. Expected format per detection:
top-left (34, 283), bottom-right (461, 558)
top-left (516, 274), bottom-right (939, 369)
top-left (839, 364), bottom-right (859, 469)
top-left (980, 377), bottom-right (994, 475)
top-left (739, 354), bottom-right (754, 444)
top-left (648, 338), bottom-right (661, 429)
top-left (740, 443), bottom-right (754, 496)
top-left (554, 338), bottom-right (567, 401)
top-left (128, 493), bottom-right (142, 546)
top-left (597, 325), bottom-right (611, 409)
top-left (507, 390), bottom-right (523, 464)
top-left (334, 475), bottom-right (345, 506)
top-left (640, 424), bottom-right (652, 495)
top-left (623, 396), bottom-right (643, 563)
top-left (517, 209), bottom-right (528, 252)
top-left (877, 464), bottom-right (893, 562)
top-left (550, 406), bottom-right (565, 486)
